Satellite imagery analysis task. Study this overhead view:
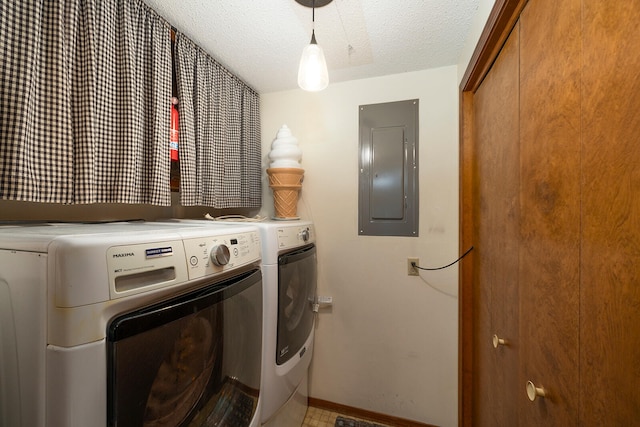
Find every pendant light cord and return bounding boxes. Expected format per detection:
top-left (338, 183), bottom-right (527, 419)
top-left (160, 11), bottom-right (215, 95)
top-left (310, 0), bottom-right (317, 43)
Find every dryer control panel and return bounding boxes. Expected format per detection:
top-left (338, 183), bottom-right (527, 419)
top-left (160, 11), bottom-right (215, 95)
top-left (277, 224), bottom-right (315, 251)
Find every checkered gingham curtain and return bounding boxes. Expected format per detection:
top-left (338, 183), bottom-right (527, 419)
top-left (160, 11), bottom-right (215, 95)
top-left (0, 0), bottom-right (172, 205)
top-left (174, 33), bottom-right (262, 208)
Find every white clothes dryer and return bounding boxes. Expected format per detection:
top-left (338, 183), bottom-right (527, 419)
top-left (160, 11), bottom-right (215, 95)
top-left (258, 220), bottom-right (316, 427)
top-left (173, 219), bottom-right (317, 427)
top-left (0, 221), bottom-right (264, 427)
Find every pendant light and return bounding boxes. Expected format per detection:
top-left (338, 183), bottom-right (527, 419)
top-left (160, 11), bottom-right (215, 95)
top-left (296, 0), bottom-right (332, 91)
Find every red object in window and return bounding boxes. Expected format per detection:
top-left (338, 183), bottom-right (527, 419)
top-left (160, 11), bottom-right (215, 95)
top-left (170, 98), bottom-right (180, 192)
top-left (170, 101), bottom-right (179, 161)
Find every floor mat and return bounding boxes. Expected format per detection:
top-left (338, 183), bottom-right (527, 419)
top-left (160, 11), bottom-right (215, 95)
top-left (334, 416), bottom-right (387, 427)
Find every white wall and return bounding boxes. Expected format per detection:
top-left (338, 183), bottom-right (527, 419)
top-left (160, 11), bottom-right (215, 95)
top-left (457, 0), bottom-right (497, 85)
top-left (261, 66), bottom-right (460, 427)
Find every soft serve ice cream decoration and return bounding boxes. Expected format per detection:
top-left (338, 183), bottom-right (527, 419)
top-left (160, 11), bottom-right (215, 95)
top-left (267, 125), bottom-right (304, 219)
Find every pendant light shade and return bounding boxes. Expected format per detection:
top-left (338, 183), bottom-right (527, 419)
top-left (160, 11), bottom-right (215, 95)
top-left (298, 31), bottom-right (329, 91)
top-left (296, 0), bottom-right (332, 91)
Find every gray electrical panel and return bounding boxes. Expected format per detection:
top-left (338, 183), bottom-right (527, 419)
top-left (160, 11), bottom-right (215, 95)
top-left (358, 99), bottom-right (418, 236)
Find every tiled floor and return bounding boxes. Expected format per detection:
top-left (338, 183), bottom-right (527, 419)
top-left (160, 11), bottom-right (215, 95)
top-left (302, 406), bottom-right (391, 427)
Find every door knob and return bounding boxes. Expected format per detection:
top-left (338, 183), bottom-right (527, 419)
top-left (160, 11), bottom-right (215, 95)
top-left (526, 381), bottom-right (546, 401)
top-left (492, 334), bottom-right (506, 348)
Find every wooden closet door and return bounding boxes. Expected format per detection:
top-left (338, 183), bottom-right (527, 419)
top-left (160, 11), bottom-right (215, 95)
top-left (472, 25), bottom-right (520, 427)
top-left (518, 0), bottom-right (581, 424)
top-left (580, 2), bottom-right (640, 424)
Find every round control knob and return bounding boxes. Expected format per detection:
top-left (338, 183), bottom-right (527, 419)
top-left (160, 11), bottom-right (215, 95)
top-left (301, 228), bottom-right (310, 242)
top-left (526, 381), bottom-right (546, 402)
top-left (210, 244), bottom-right (231, 266)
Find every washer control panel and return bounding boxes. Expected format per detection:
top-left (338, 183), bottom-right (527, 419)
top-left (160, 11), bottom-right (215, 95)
top-left (107, 240), bottom-right (189, 299)
top-left (183, 230), bottom-right (261, 280)
top-left (106, 230), bottom-right (261, 299)
top-left (277, 224), bottom-right (315, 251)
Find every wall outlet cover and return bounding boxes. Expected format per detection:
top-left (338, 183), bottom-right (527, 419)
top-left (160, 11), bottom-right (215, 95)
top-left (407, 258), bottom-right (419, 276)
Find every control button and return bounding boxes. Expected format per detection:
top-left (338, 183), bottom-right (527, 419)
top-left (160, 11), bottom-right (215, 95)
top-left (210, 244), bottom-right (231, 266)
top-left (301, 228), bottom-right (310, 242)
top-left (189, 256), bottom-right (198, 266)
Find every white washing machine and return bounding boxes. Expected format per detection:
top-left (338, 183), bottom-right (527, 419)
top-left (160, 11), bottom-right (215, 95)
top-left (0, 221), bottom-right (264, 427)
top-left (172, 219), bottom-right (317, 427)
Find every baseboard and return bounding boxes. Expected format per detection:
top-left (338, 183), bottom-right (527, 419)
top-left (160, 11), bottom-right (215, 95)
top-left (308, 397), bottom-right (438, 427)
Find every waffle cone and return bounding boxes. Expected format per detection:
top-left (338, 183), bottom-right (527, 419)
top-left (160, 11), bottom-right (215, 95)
top-left (267, 168), bottom-right (304, 218)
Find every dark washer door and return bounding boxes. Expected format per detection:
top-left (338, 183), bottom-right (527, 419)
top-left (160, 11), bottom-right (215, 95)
top-left (276, 244), bottom-right (317, 365)
top-left (107, 269), bottom-right (262, 427)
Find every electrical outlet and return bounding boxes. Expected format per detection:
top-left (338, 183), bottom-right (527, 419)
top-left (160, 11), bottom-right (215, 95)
top-left (407, 258), bottom-right (419, 276)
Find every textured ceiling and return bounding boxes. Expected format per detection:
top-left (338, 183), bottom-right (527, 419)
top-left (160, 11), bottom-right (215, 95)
top-left (143, 0), bottom-right (480, 94)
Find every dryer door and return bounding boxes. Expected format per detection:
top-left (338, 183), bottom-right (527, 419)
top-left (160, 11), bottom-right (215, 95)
top-left (276, 244), bottom-right (317, 365)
